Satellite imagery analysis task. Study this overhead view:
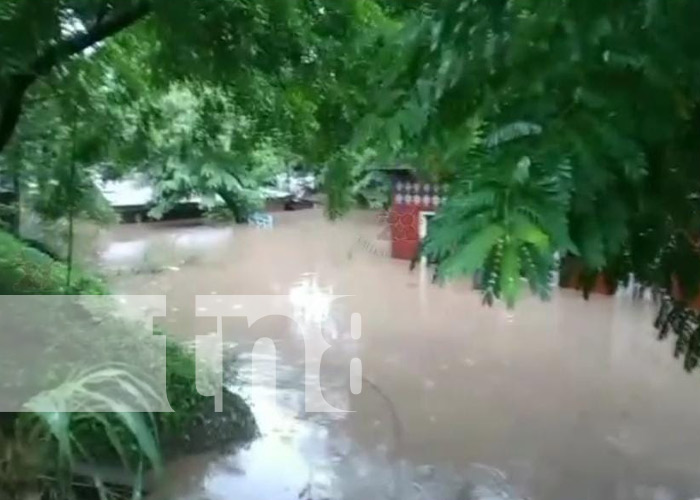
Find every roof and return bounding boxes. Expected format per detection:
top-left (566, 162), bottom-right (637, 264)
top-left (98, 177), bottom-right (154, 207)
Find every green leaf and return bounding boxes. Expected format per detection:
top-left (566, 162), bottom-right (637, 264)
top-left (451, 188), bottom-right (497, 214)
top-left (499, 241), bottom-right (521, 308)
top-left (439, 224), bottom-right (505, 277)
top-left (485, 121), bottom-right (542, 147)
top-left (512, 217), bottom-right (549, 251)
top-left (513, 156), bottom-right (531, 184)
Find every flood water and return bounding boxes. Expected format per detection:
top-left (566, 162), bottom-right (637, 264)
top-left (90, 209), bottom-right (700, 500)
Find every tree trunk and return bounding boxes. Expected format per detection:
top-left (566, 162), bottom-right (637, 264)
top-left (0, 76), bottom-right (34, 155)
top-left (217, 189), bottom-right (248, 224)
top-left (0, 141), bottom-right (21, 234)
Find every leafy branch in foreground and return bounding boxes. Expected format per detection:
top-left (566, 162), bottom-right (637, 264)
top-left (359, 0), bottom-right (700, 311)
top-left (0, 0), bottom-right (152, 153)
top-left (423, 122), bottom-right (573, 307)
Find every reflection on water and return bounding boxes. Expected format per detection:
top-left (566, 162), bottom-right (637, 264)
top-left (93, 211), bottom-right (700, 500)
top-left (289, 275), bottom-right (335, 325)
top-left (100, 239), bottom-right (149, 264)
top-left (152, 346), bottom-right (527, 500)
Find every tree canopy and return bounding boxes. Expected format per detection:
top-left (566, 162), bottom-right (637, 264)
top-left (3, 0), bottom-right (700, 328)
top-left (1, 0), bottom-right (397, 223)
top-left (0, 0), bottom-right (394, 151)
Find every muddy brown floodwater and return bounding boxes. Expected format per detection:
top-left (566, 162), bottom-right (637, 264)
top-left (91, 209), bottom-right (700, 500)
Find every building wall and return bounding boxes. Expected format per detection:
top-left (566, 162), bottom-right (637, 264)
top-left (390, 181), bottom-right (447, 260)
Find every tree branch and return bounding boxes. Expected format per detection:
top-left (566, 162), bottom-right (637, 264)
top-left (0, 0), bottom-right (152, 154)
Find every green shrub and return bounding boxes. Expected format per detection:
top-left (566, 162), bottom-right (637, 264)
top-left (0, 230), bottom-right (106, 295)
top-left (0, 229), bottom-right (257, 464)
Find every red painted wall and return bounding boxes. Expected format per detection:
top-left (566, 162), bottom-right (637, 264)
top-left (390, 203), bottom-right (420, 260)
top-left (390, 181), bottom-right (446, 260)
